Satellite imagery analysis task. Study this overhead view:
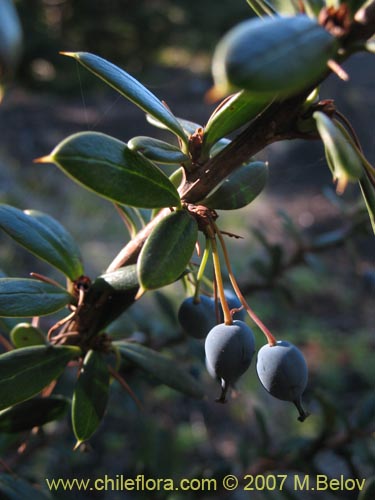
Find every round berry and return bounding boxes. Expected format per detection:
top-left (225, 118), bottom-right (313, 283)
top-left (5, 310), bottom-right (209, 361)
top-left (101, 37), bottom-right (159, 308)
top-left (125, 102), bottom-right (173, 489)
top-left (220, 289), bottom-right (246, 322)
top-left (178, 295), bottom-right (217, 339)
top-left (205, 320), bottom-right (255, 402)
top-left (256, 340), bottom-right (309, 421)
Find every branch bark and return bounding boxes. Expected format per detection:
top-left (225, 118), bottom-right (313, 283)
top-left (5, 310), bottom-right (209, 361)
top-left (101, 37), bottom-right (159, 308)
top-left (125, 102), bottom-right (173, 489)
top-left (70, 2), bottom-right (375, 339)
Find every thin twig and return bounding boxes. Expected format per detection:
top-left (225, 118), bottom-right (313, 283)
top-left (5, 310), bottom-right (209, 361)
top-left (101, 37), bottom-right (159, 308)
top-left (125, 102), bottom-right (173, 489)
top-left (108, 365), bottom-right (143, 411)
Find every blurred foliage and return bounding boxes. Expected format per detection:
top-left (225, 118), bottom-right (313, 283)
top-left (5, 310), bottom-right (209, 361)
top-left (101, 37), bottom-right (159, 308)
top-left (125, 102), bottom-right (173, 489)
top-left (14, 0), bottom-right (251, 91)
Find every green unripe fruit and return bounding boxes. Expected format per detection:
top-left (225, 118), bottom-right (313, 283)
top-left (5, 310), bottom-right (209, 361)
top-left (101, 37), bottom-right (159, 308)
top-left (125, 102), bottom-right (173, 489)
top-left (10, 323), bottom-right (46, 348)
top-left (205, 320), bottom-right (255, 402)
top-left (257, 340), bottom-right (309, 421)
top-left (212, 15), bottom-right (338, 99)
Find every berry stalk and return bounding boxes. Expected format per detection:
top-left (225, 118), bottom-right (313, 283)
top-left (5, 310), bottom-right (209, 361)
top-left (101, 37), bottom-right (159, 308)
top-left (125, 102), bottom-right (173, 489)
top-left (214, 222), bottom-right (277, 346)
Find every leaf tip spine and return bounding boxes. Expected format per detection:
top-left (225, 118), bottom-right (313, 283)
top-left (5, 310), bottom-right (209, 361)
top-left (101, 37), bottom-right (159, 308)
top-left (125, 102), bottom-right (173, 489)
top-left (33, 155), bottom-right (53, 164)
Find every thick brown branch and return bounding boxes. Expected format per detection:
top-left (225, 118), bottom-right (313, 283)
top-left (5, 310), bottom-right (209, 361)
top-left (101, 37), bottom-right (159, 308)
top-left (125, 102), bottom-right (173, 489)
top-left (180, 95), bottom-right (307, 203)
top-left (67, 4), bottom-right (375, 339)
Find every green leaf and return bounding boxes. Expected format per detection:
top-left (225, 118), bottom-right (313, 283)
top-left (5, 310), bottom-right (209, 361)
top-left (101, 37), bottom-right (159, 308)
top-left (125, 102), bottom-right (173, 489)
top-left (313, 112), bottom-right (363, 182)
top-left (72, 350), bottom-right (110, 443)
top-left (0, 278), bottom-right (72, 317)
top-left (146, 114), bottom-right (201, 136)
top-left (169, 167), bottom-right (184, 188)
top-left (0, 474), bottom-right (52, 500)
top-left (203, 91), bottom-right (270, 150)
top-left (83, 265), bottom-right (140, 333)
top-left (66, 52), bottom-right (187, 145)
top-left (128, 136), bottom-right (189, 164)
top-left (138, 209), bottom-right (198, 290)
top-left (0, 345), bottom-right (80, 410)
top-left (10, 322), bottom-right (46, 348)
top-left (212, 15), bottom-right (338, 99)
top-left (0, 205), bottom-right (84, 280)
top-left (95, 265), bottom-right (139, 293)
top-left (46, 131), bottom-right (181, 209)
top-left (359, 174), bottom-right (375, 234)
top-left (116, 204), bottom-right (149, 233)
top-left (209, 138), bottom-right (231, 158)
top-left (202, 161), bottom-right (268, 210)
top-left (0, 396), bottom-right (70, 433)
top-left (246, 0), bottom-right (279, 17)
top-left (114, 341), bottom-right (204, 398)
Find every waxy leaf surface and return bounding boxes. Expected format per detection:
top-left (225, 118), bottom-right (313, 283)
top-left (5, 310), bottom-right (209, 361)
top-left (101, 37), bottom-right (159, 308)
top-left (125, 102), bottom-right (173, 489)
top-left (49, 132), bottom-right (181, 209)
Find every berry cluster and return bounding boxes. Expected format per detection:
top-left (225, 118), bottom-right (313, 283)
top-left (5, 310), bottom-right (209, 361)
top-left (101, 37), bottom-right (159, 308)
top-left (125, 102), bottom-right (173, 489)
top-left (178, 290), bottom-right (309, 421)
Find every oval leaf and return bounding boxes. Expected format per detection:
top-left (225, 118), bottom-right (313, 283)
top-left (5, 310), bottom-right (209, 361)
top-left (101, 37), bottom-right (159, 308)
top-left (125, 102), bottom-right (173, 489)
top-left (45, 132), bottom-right (180, 209)
top-left (359, 174), bottom-right (375, 235)
top-left (313, 112), bottom-right (363, 181)
top-left (72, 350), bottom-right (110, 443)
top-left (209, 138), bottom-right (231, 158)
top-left (169, 167), bottom-right (184, 188)
top-left (0, 205), bottom-right (84, 280)
top-left (65, 52), bottom-right (187, 145)
top-left (212, 15), bottom-right (338, 99)
top-left (204, 91), bottom-right (271, 150)
top-left (83, 265), bottom-right (140, 333)
top-left (0, 278), bottom-right (72, 317)
top-left (146, 114), bottom-right (201, 136)
top-left (96, 265), bottom-right (139, 293)
top-left (0, 396), bottom-right (70, 433)
top-left (114, 341), bottom-right (204, 399)
top-left (128, 136), bottom-right (189, 164)
top-left (0, 345), bottom-right (80, 411)
top-left (10, 323), bottom-right (46, 348)
top-left (202, 161), bottom-right (268, 209)
top-left (138, 209), bottom-right (198, 290)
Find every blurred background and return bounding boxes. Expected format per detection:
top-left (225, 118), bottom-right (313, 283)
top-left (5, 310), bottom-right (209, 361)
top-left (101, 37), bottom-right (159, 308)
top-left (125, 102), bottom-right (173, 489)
top-left (0, 1), bottom-right (374, 499)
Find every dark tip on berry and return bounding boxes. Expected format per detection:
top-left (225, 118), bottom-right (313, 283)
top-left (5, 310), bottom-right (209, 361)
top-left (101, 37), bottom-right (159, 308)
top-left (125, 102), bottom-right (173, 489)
top-left (215, 379), bottom-right (229, 403)
top-left (294, 398), bottom-right (310, 422)
top-left (205, 320), bottom-right (255, 401)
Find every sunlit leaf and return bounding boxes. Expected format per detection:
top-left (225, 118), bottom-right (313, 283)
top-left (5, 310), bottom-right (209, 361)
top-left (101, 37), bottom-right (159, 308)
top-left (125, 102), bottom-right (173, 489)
top-left (114, 341), bottom-right (204, 398)
top-left (212, 15), bottom-right (338, 99)
top-left (10, 323), bottom-right (46, 348)
top-left (359, 174), bottom-right (375, 235)
top-left (65, 52), bottom-right (187, 145)
top-left (0, 396), bottom-right (70, 433)
top-left (44, 132), bottom-right (181, 209)
top-left (202, 161), bottom-right (268, 210)
top-left (85, 265), bottom-right (140, 333)
top-left (313, 112), bottom-right (363, 192)
top-left (128, 136), bottom-right (189, 164)
top-left (138, 209), bottom-right (198, 290)
top-left (146, 114), bottom-right (201, 136)
top-left (169, 167), bottom-right (184, 188)
top-left (0, 205), bottom-right (84, 280)
top-left (209, 138), bottom-right (231, 158)
top-left (0, 278), bottom-right (73, 317)
top-left (204, 91), bottom-right (270, 150)
top-left (0, 345), bottom-right (80, 410)
top-left (72, 350), bottom-right (110, 443)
